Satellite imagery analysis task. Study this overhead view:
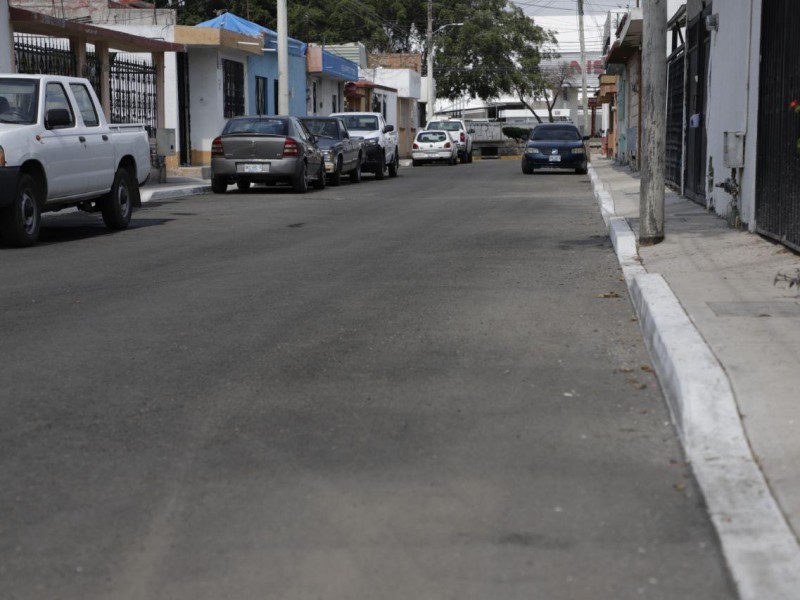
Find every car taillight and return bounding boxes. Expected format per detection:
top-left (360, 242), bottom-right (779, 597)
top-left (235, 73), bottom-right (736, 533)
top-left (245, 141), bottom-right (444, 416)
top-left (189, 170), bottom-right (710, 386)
top-left (283, 138), bottom-right (299, 156)
top-left (444, 142), bottom-right (451, 148)
top-left (460, 132), bottom-right (465, 143)
top-left (211, 137), bottom-right (224, 156)
top-left (412, 142), bottom-right (419, 149)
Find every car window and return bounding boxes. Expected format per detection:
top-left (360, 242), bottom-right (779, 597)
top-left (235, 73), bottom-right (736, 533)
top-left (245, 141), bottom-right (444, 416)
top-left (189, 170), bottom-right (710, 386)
top-left (418, 131), bottom-right (448, 143)
top-left (531, 127), bottom-right (581, 141)
top-left (223, 118), bottom-right (288, 135)
top-left (339, 115), bottom-right (379, 131)
top-left (69, 83), bottom-right (100, 127)
top-left (45, 83), bottom-right (75, 128)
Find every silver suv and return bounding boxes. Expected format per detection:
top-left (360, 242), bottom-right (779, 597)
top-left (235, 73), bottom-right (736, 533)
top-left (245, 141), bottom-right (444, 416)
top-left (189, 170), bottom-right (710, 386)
top-left (425, 118), bottom-right (474, 163)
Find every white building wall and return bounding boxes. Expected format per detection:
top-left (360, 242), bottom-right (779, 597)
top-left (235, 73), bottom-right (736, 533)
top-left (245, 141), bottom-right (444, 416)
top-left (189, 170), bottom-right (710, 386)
top-left (189, 49), bottom-right (225, 161)
top-left (1, 0), bottom-right (12, 72)
top-left (705, 0), bottom-right (760, 226)
top-left (307, 76), bottom-right (343, 115)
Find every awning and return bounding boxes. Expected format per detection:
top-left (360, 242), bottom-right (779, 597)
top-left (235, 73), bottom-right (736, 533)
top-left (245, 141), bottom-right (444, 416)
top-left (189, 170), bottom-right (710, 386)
top-left (10, 7), bottom-right (185, 53)
top-left (605, 8), bottom-right (642, 65)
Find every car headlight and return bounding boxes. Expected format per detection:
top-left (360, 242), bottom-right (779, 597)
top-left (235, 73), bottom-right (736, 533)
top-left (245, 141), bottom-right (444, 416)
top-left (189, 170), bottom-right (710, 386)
top-left (363, 138), bottom-right (379, 146)
top-left (526, 146), bottom-right (540, 154)
top-left (322, 150), bottom-right (331, 159)
top-left (572, 147), bottom-right (586, 155)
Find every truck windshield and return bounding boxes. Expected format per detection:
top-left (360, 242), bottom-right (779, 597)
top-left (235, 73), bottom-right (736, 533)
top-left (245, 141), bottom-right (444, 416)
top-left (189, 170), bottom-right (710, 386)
top-left (0, 79), bottom-right (39, 125)
top-left (339, 115), bottom-right (379, 131)
top-left (302, 119), bottom-right (339, 138)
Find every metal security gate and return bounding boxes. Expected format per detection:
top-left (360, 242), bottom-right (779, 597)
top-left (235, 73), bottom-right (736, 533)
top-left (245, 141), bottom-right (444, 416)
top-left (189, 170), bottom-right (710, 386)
top-left (13, 35), bottom-right (157, 135)
top-left (665, 47), bottom-right (685, 190)
top-left (756, 0), bottom-right (800, 250)
top-left (684, 7), bottom-right (711, 204)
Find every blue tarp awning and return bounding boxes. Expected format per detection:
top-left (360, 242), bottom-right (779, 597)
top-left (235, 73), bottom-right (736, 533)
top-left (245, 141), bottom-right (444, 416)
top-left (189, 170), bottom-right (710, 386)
top-left (195, 12), bottom-right (307, 56)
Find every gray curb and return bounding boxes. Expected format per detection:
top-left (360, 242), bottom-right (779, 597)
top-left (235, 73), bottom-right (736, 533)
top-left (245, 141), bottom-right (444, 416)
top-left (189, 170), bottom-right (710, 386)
top-left (588, 164), bottom-right (800, 600)
top-left (140, 185), bottom-right (211, 204)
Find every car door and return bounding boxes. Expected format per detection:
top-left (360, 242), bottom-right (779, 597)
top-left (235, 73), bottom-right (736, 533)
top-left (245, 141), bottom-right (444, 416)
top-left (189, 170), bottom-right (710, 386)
top-left (69, 82), bottom-right (114, 194)
top-left (296, 119), bottom-right (322, 175)
top-left (338, 119), bottom-right (357, 171)
top-left (39, 82), bottom-right (85, 199)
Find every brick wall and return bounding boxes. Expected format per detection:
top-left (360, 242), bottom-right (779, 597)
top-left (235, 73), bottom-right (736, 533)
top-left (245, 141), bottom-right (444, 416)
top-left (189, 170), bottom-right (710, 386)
top-left (368, 53), bottom-right (422, 73)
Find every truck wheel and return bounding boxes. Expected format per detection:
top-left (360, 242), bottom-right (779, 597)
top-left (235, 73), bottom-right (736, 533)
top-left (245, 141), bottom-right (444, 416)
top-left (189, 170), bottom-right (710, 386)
top-left (330, 156), bottom-right (342, 186)
top-left (349, 158), bottom-right (362, 183)
top-left (467, 149), bottom-right (473, 163)
top-left (100, 167), bottom-right (134, 230)
top-left (388, 151), bottom-right (399, 177)
top-left (0, 173), bottom-right (41, 247)
top-left (211, 176), bottom-right (228, 194)
top-left (313, 161), bottom-right (326, 190)
top-left (375, 151), bottom-right (386, 180)
top-left (292, 162), bottom-right (308, 193)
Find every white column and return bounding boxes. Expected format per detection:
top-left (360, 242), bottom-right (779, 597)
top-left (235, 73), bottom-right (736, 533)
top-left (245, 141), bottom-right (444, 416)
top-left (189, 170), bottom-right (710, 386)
top-left (1, 0), bottom-right (14, 73)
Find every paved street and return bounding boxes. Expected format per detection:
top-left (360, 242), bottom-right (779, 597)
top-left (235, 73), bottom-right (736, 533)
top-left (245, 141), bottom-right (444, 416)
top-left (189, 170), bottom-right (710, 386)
top-left (0, 159), bottom-right (735, 599)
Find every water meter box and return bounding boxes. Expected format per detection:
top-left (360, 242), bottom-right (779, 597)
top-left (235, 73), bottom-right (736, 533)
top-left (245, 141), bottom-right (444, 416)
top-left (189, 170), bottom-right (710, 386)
top-left (723, 131), bottom-right (745, 169)
top-left (156, 128), bottom-right (176, 156)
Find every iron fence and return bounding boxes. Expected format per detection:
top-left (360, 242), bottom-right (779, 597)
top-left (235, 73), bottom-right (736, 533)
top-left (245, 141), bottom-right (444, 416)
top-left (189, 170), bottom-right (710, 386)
top-left (14, 34), bottom-right (76, 78)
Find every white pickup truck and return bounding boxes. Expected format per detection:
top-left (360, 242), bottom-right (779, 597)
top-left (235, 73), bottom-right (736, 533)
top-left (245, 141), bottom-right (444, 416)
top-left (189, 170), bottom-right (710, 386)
top-left (0, 74), bottom-right (151, 246)
top-left (330, 112), bottom-right (399, 179)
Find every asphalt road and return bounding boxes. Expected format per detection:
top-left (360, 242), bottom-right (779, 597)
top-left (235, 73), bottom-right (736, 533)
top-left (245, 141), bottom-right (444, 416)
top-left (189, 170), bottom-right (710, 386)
top-left (0, 159), bottom-right (735, 599)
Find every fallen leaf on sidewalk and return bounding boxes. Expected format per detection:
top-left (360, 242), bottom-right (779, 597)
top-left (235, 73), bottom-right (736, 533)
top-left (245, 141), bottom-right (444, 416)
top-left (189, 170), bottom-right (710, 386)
top-left (597, 292), bottom-right (621, 298)
top-left (640, 365), bottom-right (654, 373)
top-left (674, 482), bottom-right (687, 492)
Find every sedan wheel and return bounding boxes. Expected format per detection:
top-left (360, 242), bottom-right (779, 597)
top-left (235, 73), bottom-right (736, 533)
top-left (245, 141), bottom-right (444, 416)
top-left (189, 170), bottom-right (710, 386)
top-left (292, 162), bottom-right (308, 193)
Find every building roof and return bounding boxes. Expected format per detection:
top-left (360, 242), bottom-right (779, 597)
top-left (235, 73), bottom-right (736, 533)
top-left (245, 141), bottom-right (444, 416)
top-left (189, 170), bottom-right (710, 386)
top-left (9, 6), bottom-right (184, 53)
top-left (195, 12), bottom-right (306, 56)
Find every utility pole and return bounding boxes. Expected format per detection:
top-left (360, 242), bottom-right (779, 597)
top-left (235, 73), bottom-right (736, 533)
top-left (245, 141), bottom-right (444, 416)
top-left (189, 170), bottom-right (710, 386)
top-left (639, 0), bottom-right (667, 245)
top-left (577, 0), bottom-right (589, 136)
top-left (426, 0), bottom-right (434, 123)
top-left (277, 0), bottom-right (289, 115)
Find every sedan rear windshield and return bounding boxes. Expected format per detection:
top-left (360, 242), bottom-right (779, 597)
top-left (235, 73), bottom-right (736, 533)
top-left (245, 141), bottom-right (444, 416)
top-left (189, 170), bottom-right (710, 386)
top-left (0, 79), bottom-right (39, 124)
top-left (417, 131), bottom-right (448, 143)
top-left (223, 118), bottom-right (288, 136)
top-left (339, 115), bottom-right (379, 131)
top-left (428, 121), bottom-right (461, 131)
top-left (530, 127), bottom-right (581, 141)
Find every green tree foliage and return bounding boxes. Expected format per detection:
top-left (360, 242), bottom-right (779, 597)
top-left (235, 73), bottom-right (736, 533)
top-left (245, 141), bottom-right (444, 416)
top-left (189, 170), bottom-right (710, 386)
top-left (157, 0), bottom-right (555, 106)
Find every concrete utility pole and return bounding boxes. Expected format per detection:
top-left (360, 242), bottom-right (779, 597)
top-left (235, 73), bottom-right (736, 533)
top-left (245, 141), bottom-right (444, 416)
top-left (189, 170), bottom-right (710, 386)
top-left (426, 0), bottom-right (434, 123)
top-left (578, 0), bottom-right (589, 136)
top-left (639, 0), bottom-right (667, 245)
top-left (277, 0), bottom-right (289, 115)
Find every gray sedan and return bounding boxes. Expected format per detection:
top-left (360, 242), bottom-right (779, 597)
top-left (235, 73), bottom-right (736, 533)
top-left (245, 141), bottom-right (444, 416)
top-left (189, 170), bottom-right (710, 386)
top-left (210, 116), bottom-right (325, 194)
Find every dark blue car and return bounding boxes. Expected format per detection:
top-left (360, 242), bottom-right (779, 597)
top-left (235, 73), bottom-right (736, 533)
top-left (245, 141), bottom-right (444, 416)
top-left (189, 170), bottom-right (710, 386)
top-left (521, 123), bottom-right (589, 175)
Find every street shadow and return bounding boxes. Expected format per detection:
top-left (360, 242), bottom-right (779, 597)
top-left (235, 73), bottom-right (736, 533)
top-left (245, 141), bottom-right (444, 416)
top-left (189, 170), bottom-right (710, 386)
top-left (29, 214), bottom-right (174, 246)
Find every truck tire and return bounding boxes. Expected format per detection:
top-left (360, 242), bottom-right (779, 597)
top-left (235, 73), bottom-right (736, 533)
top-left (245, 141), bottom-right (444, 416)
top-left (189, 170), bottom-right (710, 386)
top-left (375, 151), bottom-right (386, 180)
top-left (0, 173), bottom-right (41, 247)
top-left (349, 157), bottom-right (362, 183)
top-left (211, 176), bottom-right (228, 194)
top-left (467, 148), bottom-right (473, 163)
top-left (292, 162), bottom-right (308, 193)
top-left (388, 151), bottom-right (399, 177)
top-left (330, 156), bottom-right (342, 186)
top-left (100, 167), bottom-right (134, 231)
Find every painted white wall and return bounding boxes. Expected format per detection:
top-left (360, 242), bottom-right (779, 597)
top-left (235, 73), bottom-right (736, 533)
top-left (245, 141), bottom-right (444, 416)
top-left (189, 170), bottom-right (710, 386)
top-left (307, 76), bottom-right (343, 115)
top-left (1, 0), bottom-right (13, 73)
top-left (188, 48), bottom-right (225, 160)
top-left (705, 0), bottom-right (759, 226)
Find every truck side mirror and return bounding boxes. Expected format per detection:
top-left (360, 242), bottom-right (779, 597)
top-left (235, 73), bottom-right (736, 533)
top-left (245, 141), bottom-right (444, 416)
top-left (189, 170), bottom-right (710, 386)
top-left (383, 124), bottom-right (394, 133)
top-left (45, 108), bottom-right (73, 129)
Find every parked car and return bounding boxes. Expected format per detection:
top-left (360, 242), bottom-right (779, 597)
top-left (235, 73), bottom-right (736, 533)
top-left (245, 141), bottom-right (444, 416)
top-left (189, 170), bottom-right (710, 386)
top-left (210, 116), bottom-right (325, 194)
top-left (411, 129), bottom-right (458, 166)
top-left (521, 123), bottom-right (589, 175)
top-left (299, 116), bottom-right (363, 185)
top-left (0, 74), bottom-right (151, 247)
top-left (330, 112), bottom-right (399, 179)
top-left (425, 118), bottom-right (474, 163)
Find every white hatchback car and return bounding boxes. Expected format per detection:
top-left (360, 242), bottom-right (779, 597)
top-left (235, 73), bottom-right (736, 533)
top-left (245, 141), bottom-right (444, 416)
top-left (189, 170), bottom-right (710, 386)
top-left (411, 130), bottom-right (458, 166)
top-left (425, 118), bottom-right (474, 163)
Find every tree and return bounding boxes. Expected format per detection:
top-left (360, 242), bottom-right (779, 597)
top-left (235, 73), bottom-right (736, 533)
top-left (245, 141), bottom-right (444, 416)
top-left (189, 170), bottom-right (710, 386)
top-left (432, 1), bottom-right (556, 119)
top-left (529, 61), bottom-right (576, 123)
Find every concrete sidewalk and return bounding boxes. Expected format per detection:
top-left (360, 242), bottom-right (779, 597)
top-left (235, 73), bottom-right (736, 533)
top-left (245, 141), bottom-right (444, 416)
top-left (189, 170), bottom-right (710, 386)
top-left (589, 157), bottom-right (800, 599)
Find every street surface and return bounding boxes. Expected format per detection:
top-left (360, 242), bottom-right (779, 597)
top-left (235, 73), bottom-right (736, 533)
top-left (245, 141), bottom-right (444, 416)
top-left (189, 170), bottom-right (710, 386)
top-left (0, 159), bottom-right (735, 599)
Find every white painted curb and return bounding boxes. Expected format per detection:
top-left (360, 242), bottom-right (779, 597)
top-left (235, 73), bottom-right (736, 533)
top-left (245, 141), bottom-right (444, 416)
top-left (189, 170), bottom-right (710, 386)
top-left (591, 165), bottom-right (800, 600)
top-left (141, 185), bottom-right (211, 203)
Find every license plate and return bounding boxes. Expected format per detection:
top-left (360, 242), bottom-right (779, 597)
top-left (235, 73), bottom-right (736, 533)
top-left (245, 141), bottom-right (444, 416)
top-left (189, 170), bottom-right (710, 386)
top-left (238, 163), bottom-right (267, 173)
top-left (549, 155), bottom-right (561, 163)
